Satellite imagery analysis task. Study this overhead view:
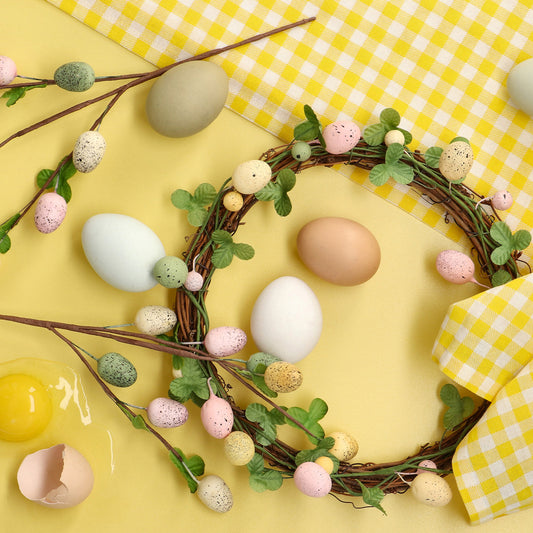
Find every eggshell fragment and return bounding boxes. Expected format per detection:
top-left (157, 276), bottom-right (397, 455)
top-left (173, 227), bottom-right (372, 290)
top-left (411, 472), bottom-right (453, 507)
top-left (264, 361), bottom-right (303, 393)
top-left (323, 120), bottom-right (361, 154)
top-left (201, 378), bottom-right (234, 439)
top-left (328, 431), bottom-right (359, 462)
top-left (73, 131), bottom-right (106, 173)
top-left (146, 397), bottom-right (188, 428)
top-left (134, 305), bottom-right (177, 335)
top-left (34, 192), bottom-right (67, 234)
top-left (0, 55), bottom-right (17, 85)
top-left (439, 141), bottom-right (474, 181)
top-left (224, 431), bottom-right (255, 466)
top-left (17, 444), bottom-right (94, 508)
top-left (204, 326), bottom-right (247, 357)
top-left (294, 462), bottom-right (332, 497)
top-left (232, 160), bottom-right (272, 194)
top-left (197, 474), bottom-right (233, 512)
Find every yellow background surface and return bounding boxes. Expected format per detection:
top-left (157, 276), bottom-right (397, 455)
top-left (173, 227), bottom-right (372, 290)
top-left (0, 1), bottom-right (530, 532)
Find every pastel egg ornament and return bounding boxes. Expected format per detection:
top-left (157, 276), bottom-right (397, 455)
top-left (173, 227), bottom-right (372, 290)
top-left (294, 462), bottom-right (332, 498)
top-left (507, 57), bottom-right (533, 116)
top-left (54, 61), bottom-right (95, 92)
top-left (323, 120), bottom-right (361, 155)
top-left (152, 256), bottom-right (188, 289)
top-left (410, 472), bottom-right (453, 507)
top-left (264, 361), bottom-right (303, 393)
top-left (134, 305), bottom-right (177, 335)
top-left (146, 397), bottom-right (188, 428)
top-left (436, 249), bottom-right (488, 288)
top-left (73, 131), bottom-right (106, 173)
top-left (224, 431), bottom-right (255, 466)
top-left (34, 192), bottom-right (67, 234)
top-left (0, 55), bottom-right (17, 85)
top-left (197, 474), bottom-right (233, 513)
top-left (491, 190), bottom-right (513, 211)
top-left (184, 270), bottom-right (204, 291)
top-left (231, 159), bottom-right (272, 194)
top-left (204, 326), bottom-right (247, 357)
top-left (438, 141), bottom-right (474, 182)
top-left (200, 378), bottom-right (233, 439)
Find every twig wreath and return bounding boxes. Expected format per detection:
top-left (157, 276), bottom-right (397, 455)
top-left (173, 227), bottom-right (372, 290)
top-left (0, 17), bottom-right (531, 514)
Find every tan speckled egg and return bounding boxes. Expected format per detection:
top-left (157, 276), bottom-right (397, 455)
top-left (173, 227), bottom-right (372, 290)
top-left (232, 160), bottom-right (272, 194)
top-left (264, 361), bottom-right (303, 393)
top-left (384, 129), bottom-right (405, 146)
top-left (411, 472), bottom-right (453, 507)
top-left (223, 191), bottom-right (244, 212)
top-left (134, 305), bottom-right (177, 335)
top-left (224, 431), bottom-right (255, 466)
top-left (438, 141), bottom-right (474, 181)
top-left (73, 131), bottom-right (106, 173)
top-left (328, 431), bottom-right (359, 462)
top-left (197, 475), bottom-right (233, 513)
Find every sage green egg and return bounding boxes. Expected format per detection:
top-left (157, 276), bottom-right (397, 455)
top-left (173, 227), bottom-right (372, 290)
top-left (145, 61), bottom-right (228, 137)
top-left (97, 352), bottom-right (137, 387)
top-left (507, 57), bottom-right (533, 116)
top-left (152, 255), bottom-right (188, 288)
top-left (246, 352), bottom-right (281, 373)
top-left (54, 62), bottom-right (95, 92)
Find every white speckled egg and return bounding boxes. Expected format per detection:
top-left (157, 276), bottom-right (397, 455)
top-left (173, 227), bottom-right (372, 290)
top-left (197, 475), bottom-right (233, 513)
top-left (438, 141), bottom-right (474, 181)
top-left (0, 55), bottom-right (17, 85)
top-left (184, 271), bottom-right (204, 291)
top-left (134, 305), bottom-right (177, 335)
top-left (224, 431), bottom-right (255, 466)
top-left (73, 131), bottom-right (106, 173)
top-left (384, 129), bottom-right (405, 146)
top-left (250, 276), bottom-right (322, 363)
top-left (507, 57), bottom-right (533, 116)
top-left (201, 378), bottom-right (233, 439)
top-left (411, 472), bottom-right (452, 507)
top-left (323, 120), bottom-right (361, 155)
top-left (34, 192), bottom-right (67, 234)
top-left (232, 160), bottom-right (272, 194)
top-left (491, 190), bottom-right (513, 210)
top-left (328, 432), bottom-right (359, 462)
top-left (204, 327), bottom-right (247, 357)
top-left (294, 462), bottom-right (332, 497)
top-left (436, 250), bottom-right (476, 284)
top-left (146, 61), bottom-right (228, 138)
top-left (264, 361), bottom-right (303, 393)
top-left (146, 397), bottom-right (188, 428)
top-left (82, 213), bottom-right (165, 292)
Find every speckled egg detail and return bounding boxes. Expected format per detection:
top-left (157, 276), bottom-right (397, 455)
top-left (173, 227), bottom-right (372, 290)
top-left (146, 397), bottom-right (188, 428)
top-left (436, 250), bottom-right (475, 284)
top-left (152, 256), bottom-right (188, 288)
top-left (223, 191), bottom-right (244, 212)
top-left (201, 378), bottom-right (234, 439)
top-left (0, 56), bottom-right (17, 85)
top-left (384, 129), bottom-right (405, 146)
top-left (224, 431), bottom-right (255, 466)
top-left (491, 190), bottom-right (513, 210)
top-left (134, 305), bottom-right (177, 335)
top-left (328, 431), bottom-right (359, 462)
top-left (411, 472), bottom-right (452, 507)
top-left (323, 120), bottom-right (361, 155)
top-left (197, 475), bottom-right (233, 513)
top-left (97, 352), bottom-right (137, 387)
top-left (264, 361), bottom-right (303, 393)
top-left (232, 160), bottom-right (272, 194)
top-left (73, 131), bottom-right (106, 173)
top-left (204, 326), bottom-right (247, 357)
top-left (184, 271), bottom-right (204, 291)
top-left (54, 61), bottom-right (95, 92)
top-left (294, 462), bottom-right (332, 497)
top-left (34, 192), bottom-right (67, 234)
top-left (438, 141), bottom-right (474, 181)
top-left (416, 459), bottom-right (437, 474)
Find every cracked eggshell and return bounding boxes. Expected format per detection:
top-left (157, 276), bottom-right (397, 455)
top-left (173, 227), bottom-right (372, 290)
top-left (438, 141), bottom-right (474, 181)
top-left (73, 131), bottom-right (106, 173)
top-left (17, 444), bottom-right (94, 508)
top-left (411, 472), bottom-right (453, 507)
top-left (323, 120), bottom-right (361, 155)
top-left (134, 305), bottom-right (177, 335)
top-left (231, 159), bottom-right (272, 194)
top-left (204, 326), bottom-right (247, 357)
top-left (34, 192), bottom-right (67, 234)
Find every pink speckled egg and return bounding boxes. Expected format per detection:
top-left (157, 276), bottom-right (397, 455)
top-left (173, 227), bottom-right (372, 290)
top-left (201, 378), bottom-right (233, 439)
top-left (34, 192), bottom-right (67, 234)
top-left (416, 459), bottom-right (437, 474)
top-left (0, 56), bottom-right (17, 85)
top-left (436, 250), bottom-right (475, 284)
top-left (323, 120), bottom-right (361, 155)
top-left (146, 397), bottom-right (188, 428)
top-left (491, 190), bottom-right (513, 211)
top-left (204, 326), bottom-right (247, 357)
top-left (184, 271), bottom-right (204, 291)
top-left (294, 462), bottom-right (332, 497)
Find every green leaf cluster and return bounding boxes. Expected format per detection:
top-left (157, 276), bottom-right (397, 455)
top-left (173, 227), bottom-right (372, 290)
top-left (169, 447), bottom-right (205, 493)
top-left (490, 221), bottom-right (531, 265)
top-left (168, 358), bottom-right (209, 404)
top-left (293, 104), bottom-right (325, 146)
top-left (0, 213), bottom-right (21, 254)
top-left (295, 437), bottom-right (339, 473)
top-left (171, 183), bottom-right (217, 226)
top-left (247, 453), bottom-right (283, 492)
top-left (491, 269), bottom-right (513, 287)
top-left (356, 480), bottom-right (387, 515)
top-left (424, 146), bottom-right (443, 168)
top-left (255, 168), bottom-right (296, 216)
top-left (250, 363), bottom-right (278, 398)
top-left (286, 398), bottom-right (328, 444)
top-left (36, 158), bottom-right (77, 203)
top-left (368, 143), bottom-right (414, 186)
top-left (363, 108), bottom-right (412, 146)
top-left (245, 403), bottom-right (287, 445)
top-left (440, 383), bottom-right (475, 430)
top-left (1, 84), bottom-right (46, 106)
top-left (211, 229), bottom-right (255, 269)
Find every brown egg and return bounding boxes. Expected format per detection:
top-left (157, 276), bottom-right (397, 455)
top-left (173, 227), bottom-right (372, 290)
top-left (296, 217), bottom-right (380, 286)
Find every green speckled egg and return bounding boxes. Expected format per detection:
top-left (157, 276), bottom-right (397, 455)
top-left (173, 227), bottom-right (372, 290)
top-left (54, 62), bottom-right (95, 92)
top-left (152, 256), bottom-right (188, 288)
top-left (97, 352), bottom-right (137, 387)
top-left (246, 352), bottom-right (281, 373)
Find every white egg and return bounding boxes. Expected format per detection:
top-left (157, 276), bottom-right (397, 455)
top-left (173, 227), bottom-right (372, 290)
top-left (73, 131), bottom-right (106, 173)
top-left (250, 276), bottom-right (322, 363)
top-left (507, 57), bottom-right (533, 116)
top-left (82, 213), bottom-right (165, 292)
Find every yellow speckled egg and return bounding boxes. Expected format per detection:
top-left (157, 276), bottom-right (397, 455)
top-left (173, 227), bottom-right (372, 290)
top-left (223, 191), bottom-right (244, 212)
top-left (328, 431), bottom-right (359, 462)
top-left (264, 361), bottom-right (303, 393)
top-left (411, 472), bottom-right (452, 507)
top-left (438, 141), bottom-right (474, 181)
top-left (224, 431), bottom-right (255, 466)
top-left (314, 456), bottom-right (334, 474)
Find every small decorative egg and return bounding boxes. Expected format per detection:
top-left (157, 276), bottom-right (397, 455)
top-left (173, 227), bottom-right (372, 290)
top-left (384, 129), bottom-right (405, 146)
top-left (438, 141), bottom-right (474, 181)
top-left (34, 192), bottom-right (67, 234)
top-left (73, 131), bottom-right (106, 173)
top-left (201, 378), bottom-right (234, 439)
top-left (134, 305), bottom-right (177, 335)
top-left (436, 250), bottom-right (476, 284)
top-left (507, 57), bottom-right (533, 116)
top-left (54, 61), bottom-right (95, 92)
top-left (246, 352), bottom-right (281, 373)
top-left (96, 352), bottom-right (137, 387)
top-left (232, 159), bottom-right (272, 195)
top-left (184, 271), bottom-right (204, 291)
top-left (328, 431), bottom-right (359, 462)
top-left (0, 55), bottom-right (17, 85)
top-left (323, 120), bottom-right (361, 155)
top-left (224, 431), bottom-right (255, 465)
top-left (291, 141), bottom-right (312, 161)
top-left (223, 191), bottom-right (244, 212)
top-left (491, 190), bottom-right (513, 210)
top-left (197, 474), bottom-right (233, 513)
top-left (264, 361), bottom-right (303, 393)
top-left (416, 459), bottom-right (437, 474)
top-left (297, 217), bottom-right (381, 286)
top-left (411, 472), bottom-right (453, 507)
top-left (204, 326), bottom-right (247, 357)
top-left (146, 397), bottom-right (188, 428)
top-left (152, 256), bottom-right (188, 288)
top-left (314, 456), bottom-right (334, 474)
top-left (294, 462), bottom-right (332, 497)
top-left (146, 61), bottom-right (228, 137)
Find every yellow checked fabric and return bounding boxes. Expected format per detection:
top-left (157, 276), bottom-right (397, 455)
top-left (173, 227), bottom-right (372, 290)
top-left (45, 0), bottom-right (533, 251)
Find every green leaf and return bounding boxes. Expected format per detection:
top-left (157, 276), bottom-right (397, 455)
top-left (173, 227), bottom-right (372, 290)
top-left (276, 168), bottom-right (296, 191)
top-left (232, 242), bottom-right (255, 261)
top-left (0, 234), bottom-right (11, 254)
top-left (132, 414), bottom-right (148, 430)
top-left (211, 229), bottom-right (233, 245)
top-left (245, 403), bottom-right (285, 446)
top-left (274, 193), bottom-right (292, 216)
top-left (491, 270), bottom-right (513, 286)
top-left (211, 245), bottom-right (234, 269)
top-left (368, 164), bottom-right (390, 186)
top-left (247, 454), bottom-right (283, 492)
top-left (363, 123), bottom-right (386, 146)
top-left (56, 180), bottom-right (72, 203)
top-left (397, 128), bottom-right (413, 145)
top-left (440, 383), bottom-right (461, 405)
top-left (36, 169), bottom-right (56, 189)
top-left (450, 136), bottom-right (470, 144)
top-left (59, 158), bottom-right (77, 181)
top-left (491, 245), bottom-right (512, 266)
top-left (424, 146), bottom-right (443, 168)
top-left (251, 373), bottom-right (278, 398)
top-left (490, 221), bottom-right (513, 246)
top-left (308, 398), bottom-right (328, 420)
top-left (303, 104), bottom-right (320, 125)
top-left (440, 384), bottom-right (475, 430)
top-left (255, 182), bottom-right (281, 202)
top-left (295, 438), bottom-right (339, 473)
top-left (169, 448), bottom-right (205, 493)
top-left (512, 229), bottom-right (532, 251)
top-left (385, 143), bottom-right (404, 165)
top-left (168, 358), bottom-right (209, 403)
top-left (193, 183), bottom-right (217, 206)
top-left (187, 207), bottom-right (209, 227)
top-left (379, 108), bottom-right (401, 130)
top-left (294, 121), bottom-right (319, 141)
top-left (357, 481), bottom-right (387, 515)
top-left (1, 84), bottom-right (46, 106)
top-left (286, 398), bottom-right (328, 444)
top-left (389, 163), bottom-right (414, 185)
top-left (171, 189), bottom-right (194, 210)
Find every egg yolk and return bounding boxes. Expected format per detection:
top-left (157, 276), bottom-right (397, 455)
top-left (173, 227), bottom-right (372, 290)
top-left (0, 374), bottom-right (52, 441)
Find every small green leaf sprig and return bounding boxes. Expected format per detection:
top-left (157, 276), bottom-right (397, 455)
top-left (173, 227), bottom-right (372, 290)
top-left (440, 384), bottom-right (475, 431)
